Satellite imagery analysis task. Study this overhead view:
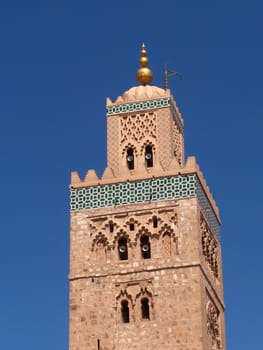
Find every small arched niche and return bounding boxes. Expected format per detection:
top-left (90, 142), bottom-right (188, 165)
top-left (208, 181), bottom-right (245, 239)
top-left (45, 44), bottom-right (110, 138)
top-left (141, 297), bottom-right (150, 320)
top-left (121, 299), bottom-right (130, 323)
top-left (126, 148), bottom-right (134, 170)
top-left (145, 145), bottom-right (153, 167)
top-left (118, 237), bottom-right (128, 261)
top-left (140, 235), bottom-right (151, 259)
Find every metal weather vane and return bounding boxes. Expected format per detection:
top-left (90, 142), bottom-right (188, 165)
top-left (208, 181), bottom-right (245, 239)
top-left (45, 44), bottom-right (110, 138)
top-left (164, 64), bottom-right (182, 90)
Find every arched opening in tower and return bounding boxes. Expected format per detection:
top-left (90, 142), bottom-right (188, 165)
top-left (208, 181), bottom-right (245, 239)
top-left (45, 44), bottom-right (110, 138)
top-left (121, 300), bottom-right (130, 323)
top-left (145, 145), bottom-right (153, 167)
top-left (126, 148), bottom-right (134, 170)
top-left (118, 237), bottom-right (128, 260)
top-left (141, 298), bottom-right (150, 320)
top-left (140, 235), bottom-right (151, 259)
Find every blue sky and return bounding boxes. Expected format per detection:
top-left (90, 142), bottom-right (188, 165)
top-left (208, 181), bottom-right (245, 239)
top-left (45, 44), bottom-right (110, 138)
top-left (0, 1), bottom-right (262, 349)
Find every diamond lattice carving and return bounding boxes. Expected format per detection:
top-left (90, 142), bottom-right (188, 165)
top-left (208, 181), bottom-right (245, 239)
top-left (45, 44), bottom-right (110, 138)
top-left (158, 109), bottom-right (172, 169)
top-left (207, 301), bottom-right (221, 349)
top-left (173, 122), bottom-right (183, 166)
top-left (120, 112), bottom-right (156, 144)
top-left (201, 214), bottom-right (219, 279)
top-left (107, 117), bottom-right (119, 172)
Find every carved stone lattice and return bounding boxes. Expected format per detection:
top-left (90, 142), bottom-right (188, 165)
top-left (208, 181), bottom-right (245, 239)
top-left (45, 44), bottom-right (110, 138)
top-left (173, 122), bottom-right (183, 166)
top-left (135, 287), bottom-right (152, 301)
top-left (88, 211), bottom-right (178, 264)
top-left (120, 112), bottom-right (156, 144)
top-left (116, 289), bottom-right (134, 306)
top-left (107, 117), bottom-right (119, 173)
top-left (162, 233), bottom-right (171, 257)
top-left (158, 109), bottom-right (172, 169)
top-left (207, 301), bottom-right (221, 349)
top-left (201, 214), bottom-right (219, 278)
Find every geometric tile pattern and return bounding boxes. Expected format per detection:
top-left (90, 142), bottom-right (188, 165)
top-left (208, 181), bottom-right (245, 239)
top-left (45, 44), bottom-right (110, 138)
top-left (106, 98), bottom-right (170, 116)
top-left (196, 179), bottom-right (220, 239)
top-left (106, 98), bottom-right (183, 136)
top-left (70, 173), bottom-right (220, 238)
top-left (70, 174), bottom-right (195, 210)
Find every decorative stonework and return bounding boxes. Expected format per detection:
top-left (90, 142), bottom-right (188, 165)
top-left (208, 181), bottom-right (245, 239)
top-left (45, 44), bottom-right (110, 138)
top-left (116, 288), bottom-right (134, 306)
top-left (91, 233), bottom-right (109, 252)
top-left (107, 116), bottom-right (119, 173)
top-left (201, 214), bottom-right (219, 278)
top-left (158, 109), bottom-right (173, 170)
top-left (84, 209), bottom-right (180, 264)
top-left (139, 139), bottom-right (156, 156)
top-left (159, 223), bottom-right (179, 256)
top-left (162, 233), bottom-right (172, 257)
top-left (116, 285), bottom-right (153, 323)
top-left (173, 122), bottom-right (183, 166)
top-left (206, 301), bottom-right (221, 349)
top-left (106, 98), bottom-right (183, 135)
top-left (120, 112), bottom-right (156, 143)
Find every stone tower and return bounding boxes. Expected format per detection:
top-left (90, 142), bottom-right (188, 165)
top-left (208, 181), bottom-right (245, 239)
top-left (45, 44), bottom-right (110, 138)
top-left (69, 45), bottom-right (226, 350)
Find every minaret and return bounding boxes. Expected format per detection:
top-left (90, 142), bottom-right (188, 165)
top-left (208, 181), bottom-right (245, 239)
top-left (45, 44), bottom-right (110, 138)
top-left (69, 45), bottom-right (226, 350)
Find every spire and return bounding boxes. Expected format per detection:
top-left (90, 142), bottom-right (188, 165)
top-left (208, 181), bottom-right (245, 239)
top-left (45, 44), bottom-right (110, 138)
top-left (136, 43), bottom-right (153, 86)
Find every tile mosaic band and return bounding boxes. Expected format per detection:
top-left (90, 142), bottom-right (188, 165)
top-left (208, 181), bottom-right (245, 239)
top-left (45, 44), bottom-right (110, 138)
top-left (70, 174), bottom-right (219, 238)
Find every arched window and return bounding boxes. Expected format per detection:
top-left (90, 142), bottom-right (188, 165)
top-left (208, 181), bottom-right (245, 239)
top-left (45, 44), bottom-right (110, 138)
top-left (145, 145), bottom-right (153, 167)
top-left (127, 148), bottom-right (134, 170)
top-left (118, 237), bottom-right (128, 261)
top-left (141, 298), bottom-right (150, 320)
top-left (109, 222), bottom-right (114, 233)
top-left (140, 235), bottom-right (151, 259)
top-left (121, 300), bottom-right (130, 323)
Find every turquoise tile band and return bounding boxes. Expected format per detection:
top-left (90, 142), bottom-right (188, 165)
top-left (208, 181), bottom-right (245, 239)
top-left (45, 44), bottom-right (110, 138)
top-left (106, 97), bottom-right (183, 134)
top-left (106, 98), bottom-right (170, 115)
top-left (70, 174), bottom-right (220, 238)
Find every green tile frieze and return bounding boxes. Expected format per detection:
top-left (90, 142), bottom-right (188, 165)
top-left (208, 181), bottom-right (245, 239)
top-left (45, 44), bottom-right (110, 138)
top-left (106, 98), bottom-right (170, 115)
top-left (70, 174), bottom-right (219, 238)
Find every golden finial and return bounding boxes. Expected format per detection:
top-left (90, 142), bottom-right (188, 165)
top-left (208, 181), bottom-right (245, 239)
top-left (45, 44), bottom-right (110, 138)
top-left (136, 43), bottom-right (153, 85)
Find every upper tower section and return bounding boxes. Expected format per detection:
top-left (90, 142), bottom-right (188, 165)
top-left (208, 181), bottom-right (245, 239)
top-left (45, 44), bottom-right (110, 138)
top-left (70, 43), bottom-right (220, 239)
top-left (106, 44), bottom-right (184, 179)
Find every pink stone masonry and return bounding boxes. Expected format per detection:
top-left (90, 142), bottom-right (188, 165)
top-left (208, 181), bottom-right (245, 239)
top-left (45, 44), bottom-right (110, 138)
top-left (69, 84), bottom-right (226, 350)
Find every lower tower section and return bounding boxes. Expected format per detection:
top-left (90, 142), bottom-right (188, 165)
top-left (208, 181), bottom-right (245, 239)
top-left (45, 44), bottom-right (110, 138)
top-left (69, 170), bottom-right (226, 350)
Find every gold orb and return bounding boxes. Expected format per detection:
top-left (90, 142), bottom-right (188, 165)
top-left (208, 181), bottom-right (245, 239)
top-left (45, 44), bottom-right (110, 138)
top-left (136, 67), bottom-right (153, 85)
top-left (140, 56), bottom-right (148, 67)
